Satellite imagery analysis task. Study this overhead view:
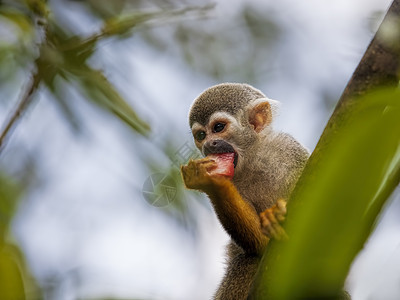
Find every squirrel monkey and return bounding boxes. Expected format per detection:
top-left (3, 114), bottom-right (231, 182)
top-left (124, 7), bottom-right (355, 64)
top-left (181, 83), bottom-right (310, 299)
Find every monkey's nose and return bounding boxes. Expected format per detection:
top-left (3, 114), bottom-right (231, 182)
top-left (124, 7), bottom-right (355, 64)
top-left (203, 139), bottom-right (235, 156)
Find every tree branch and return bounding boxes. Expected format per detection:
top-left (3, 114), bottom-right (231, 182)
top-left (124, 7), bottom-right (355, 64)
top-left (0, 71), bottom-right (41, 155)
top-left (0, 10), bottom-right (47, 155)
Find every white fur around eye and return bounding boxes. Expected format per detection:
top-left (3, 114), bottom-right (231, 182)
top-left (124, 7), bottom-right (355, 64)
top-left (191, 122), bottom-right (204, 133)
top-left (209, 112), bottom-right (239, 127)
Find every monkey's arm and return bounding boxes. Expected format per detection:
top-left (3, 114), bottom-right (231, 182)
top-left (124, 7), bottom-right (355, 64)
top-left (207, 177), bottom-right (271, 255)
top-left (181, 158), bottom-right (269, 256)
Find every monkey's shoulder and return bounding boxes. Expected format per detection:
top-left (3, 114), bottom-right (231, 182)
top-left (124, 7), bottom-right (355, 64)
top-left (263, 132), bottom-right (309, 164)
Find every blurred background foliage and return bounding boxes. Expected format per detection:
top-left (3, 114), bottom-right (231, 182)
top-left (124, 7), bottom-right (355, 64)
top-left (0, 0), bottom-right (398, 299)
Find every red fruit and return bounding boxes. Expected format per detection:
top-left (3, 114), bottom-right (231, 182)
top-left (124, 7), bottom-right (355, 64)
top-left (207, 153), bottom-right (235, 179)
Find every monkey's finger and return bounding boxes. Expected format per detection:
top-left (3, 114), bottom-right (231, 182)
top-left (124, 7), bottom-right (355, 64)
top-left (266, 209), bottom-right (279, 225)
top-left (260, 208), bottom-right (289, 240)
top-left (184, 160), bottom-right (197, 173)
top-left (259, 211), bottom-right (269, 228)
top-left (185, 159), bottom-right (194, 167)
top-left (270, 199), bottom-right (287, 222)
top-left (261, 221), bottom-right (276, 238)
top-left (270, 222), bottom-right (289, 241)
top-left (276, 226), bottom-right (289, 241)
top-left (194, 160), bottom-right (217, 173)
top-left (276, 199), bottom-right (287, 215)
top-left (260, 211), bottom-right (277, 237)
top-left (261, 219), bottom-right (288, 241)
top-left (187, 159), bottom-right (209, 171)
top-left (260, 210), bottom-right (273, 226)
top-left (200, 159), bottom-right (217, 165)
top-left (181, 163), bottom-right (203, 187)
top-left (275, 212), bottom-right (286, 223)
top-left (181, 166), bottom-right (189, 181)
top-left (197, 157), bottom-right (216, 164)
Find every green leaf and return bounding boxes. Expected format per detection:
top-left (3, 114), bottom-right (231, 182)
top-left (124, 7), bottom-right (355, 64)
top-left (0, 174), bottom-right (26, 300)
top-left (36, 21), bottom-right (150, 136)
top-left (75, 67), bottom-right (150, 135)
top-left (45, 76), bottom-right (82, 133)
top-left (0, 174), bottom-right (21, 240)
top-left (0, 248), bottom-right (26, 300)
top-left (25, 0), bottom-right (48, 18)
top-left (0, 8), bottom-right (33, 35)
top-left (252, 88), bottom-right (400, 299)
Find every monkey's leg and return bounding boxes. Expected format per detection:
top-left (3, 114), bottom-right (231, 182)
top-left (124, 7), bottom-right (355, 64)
top-left (260, 199), bottom-right (289, 241)
top-left (182, 158), bottom-right (269, 256)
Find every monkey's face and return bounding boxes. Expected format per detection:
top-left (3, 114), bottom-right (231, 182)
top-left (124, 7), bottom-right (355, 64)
top-left (189, 83), bottom-right (280, 176)
top-left (191, 111), bottom-right (255, 174)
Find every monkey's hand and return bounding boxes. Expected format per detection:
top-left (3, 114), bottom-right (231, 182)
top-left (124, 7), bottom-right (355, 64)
top-left (181, 158), bottom-right (220, 191)
top-left (182, 157), bottom-right (270, 255)
top-left (260, 199), bottom-right (289, 241)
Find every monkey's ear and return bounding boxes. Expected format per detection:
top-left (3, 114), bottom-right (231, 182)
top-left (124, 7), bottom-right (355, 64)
top-left (248, 98), bottom-right (280, 132)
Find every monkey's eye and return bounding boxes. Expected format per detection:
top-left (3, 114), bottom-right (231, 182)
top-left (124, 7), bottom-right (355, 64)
top-left (195, 131), bottom-right (206, 142)
top-left (213, 122), bottom-right (225, 133)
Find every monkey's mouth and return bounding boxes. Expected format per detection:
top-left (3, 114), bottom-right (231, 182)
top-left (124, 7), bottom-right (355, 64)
top-left (203, 140), bottom-right (237, 168)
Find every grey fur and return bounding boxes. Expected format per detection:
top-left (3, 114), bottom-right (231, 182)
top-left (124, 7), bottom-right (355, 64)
top-left (189, 83), bottom-right (265, 127)
top-left (189, 83), bottom-right (310, 300)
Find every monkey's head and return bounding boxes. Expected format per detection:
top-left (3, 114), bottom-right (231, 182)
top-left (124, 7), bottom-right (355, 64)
top-left (189, 83), bottom-right (279, 175)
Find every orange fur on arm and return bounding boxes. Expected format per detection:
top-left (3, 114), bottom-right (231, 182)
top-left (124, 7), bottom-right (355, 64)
top-left (204, 177), bottom-right (270, 256)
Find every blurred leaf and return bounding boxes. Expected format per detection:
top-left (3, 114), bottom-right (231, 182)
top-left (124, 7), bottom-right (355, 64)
top-left (57, 5), bottom-right (214, 49)
top-left (102, 12), bottom-right (159, 37)
top-left (96, 5), bottom-right (215, 42)
top-left (33, 6), bottom-right (212, 136)
top-left (0, 174), bottom-right (22, 240)
top-left (2, 3), bottom-right (213, 137)
top-left (0, 7), bottom-right (33, 34)
top-left (0, 6), bottom-right (36, 91)
top-left (0, 173), bottom-right (26, 300)
top-left (25, 0), bottom-right (48, 18)
top-left (0, 247), bottom-right (26, 300)
top-left (252, 88), bottom-right (400, 299)
top-left (243, 5), bottom-right (280, 41)
top-left (46, 76), bottom-right (82, 133)
top-left (166, 4), bottom-right (281, 81)
top-left (34, 20), bottom-right (150, 135)
top-left (0, 172), bottom-right (41, 299)
top-left (73, 0), bottom-right (127, 19)
top-left (75, 67), bottom-right (151, 135)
